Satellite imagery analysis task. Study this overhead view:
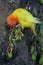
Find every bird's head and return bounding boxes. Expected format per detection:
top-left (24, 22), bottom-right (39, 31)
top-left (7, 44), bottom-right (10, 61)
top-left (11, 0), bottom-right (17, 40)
top-left (7, 14), bottom-right (18, 28)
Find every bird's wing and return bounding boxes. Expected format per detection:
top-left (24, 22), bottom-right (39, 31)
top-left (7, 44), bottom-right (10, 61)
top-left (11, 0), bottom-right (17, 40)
top-left (13, 8), bottom-right (34, 23)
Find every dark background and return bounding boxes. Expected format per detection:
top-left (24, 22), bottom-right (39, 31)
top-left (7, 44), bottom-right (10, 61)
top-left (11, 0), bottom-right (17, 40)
top-left (0, 0), bottom-right (43, 65)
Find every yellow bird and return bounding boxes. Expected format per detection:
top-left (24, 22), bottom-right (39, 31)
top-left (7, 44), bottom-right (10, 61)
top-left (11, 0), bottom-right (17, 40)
top-left (7, 8), bottom-right (40, 35)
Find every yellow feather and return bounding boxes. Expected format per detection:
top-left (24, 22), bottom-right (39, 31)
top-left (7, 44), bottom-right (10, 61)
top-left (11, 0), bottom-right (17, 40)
top-left (9, 8), bottom-right (36, 35)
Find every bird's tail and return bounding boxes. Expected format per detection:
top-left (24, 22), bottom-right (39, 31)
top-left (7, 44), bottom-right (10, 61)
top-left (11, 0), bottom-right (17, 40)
top-left (34, 17), bottom-right (41, 24)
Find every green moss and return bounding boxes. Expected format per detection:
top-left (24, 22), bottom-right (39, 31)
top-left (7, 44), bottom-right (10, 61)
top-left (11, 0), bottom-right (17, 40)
top-left (7, 51), bottom-right (13, 58)
top-left (32, 52), bottom-right (37, 61)
top-left (40, 0), bottom-right (43, 4)
top-left (14, 26), bottom-right (24, 41)
top-left (32, 54), bottom-right (36, 60)
top-left (39, 54), bottom-right (43, 64)
top-left (31, 46), bottom-right (35, 53)
top-left (41, 47), bottom-right (43, 51)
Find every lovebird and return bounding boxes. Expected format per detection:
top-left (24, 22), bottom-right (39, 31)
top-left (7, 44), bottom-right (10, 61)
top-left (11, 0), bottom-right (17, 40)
top-left (7, 8), bottom-right (40, 35)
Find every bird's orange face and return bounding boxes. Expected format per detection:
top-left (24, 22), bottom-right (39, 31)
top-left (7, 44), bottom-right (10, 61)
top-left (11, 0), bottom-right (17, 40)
top-left (7, 15), bottom-right (18, 28)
